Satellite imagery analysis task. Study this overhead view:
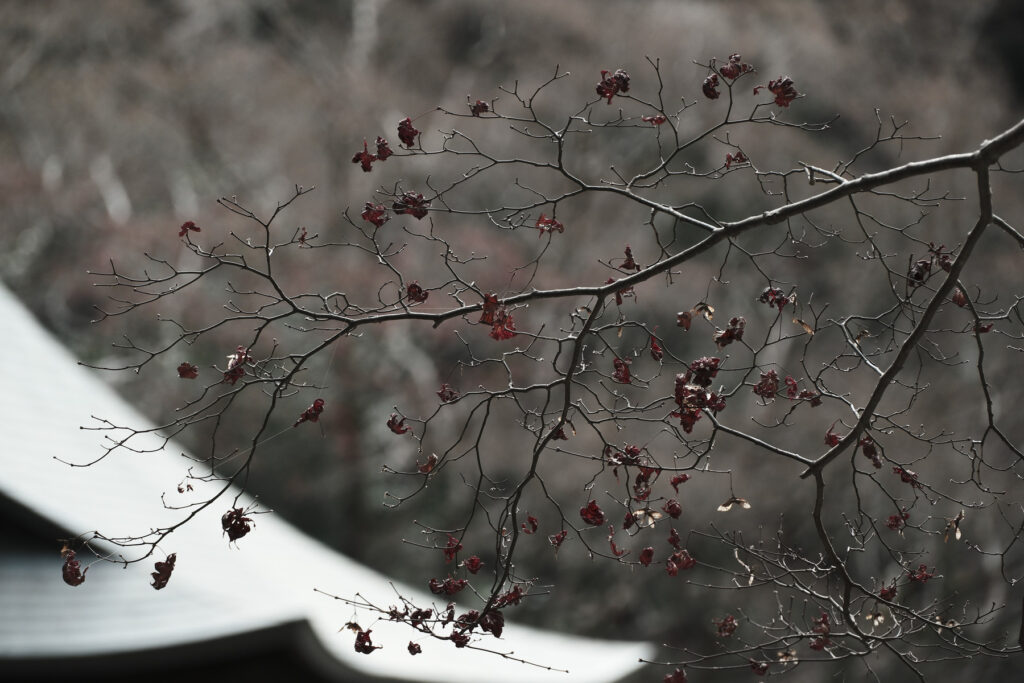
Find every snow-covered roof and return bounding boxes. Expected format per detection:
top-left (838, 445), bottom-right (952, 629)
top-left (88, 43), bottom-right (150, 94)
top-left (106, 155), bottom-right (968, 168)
top-left (0, 283), bottom-right (653, 682)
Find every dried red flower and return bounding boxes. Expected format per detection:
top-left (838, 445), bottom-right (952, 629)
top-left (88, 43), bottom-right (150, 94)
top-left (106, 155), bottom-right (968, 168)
top-left (522, 515), bottom-right (539, 535)
top-left (725, 150), bottom-right (747, 168)
top-left (596, 68), bottom-right (631, 104)
top-left (462, 555), bottom-right (483, 574)
top-left (151, 553), bottom-right (176, 590)
top-left (479, 293), bottom-right (500, 325)
top-left (753, 369), bottom-right (780, 400)
top-left (352, 140), bottom-right (377, 172)
top-left (408, 642), bottom-right (422, 655)
top-left (178, 220), bottom-right (201, 238)
top-left (392, 191), bottom-right (431, 219)
top-left (718, 53), bottom-right (753, 80)
top-left (417, 453), bottom-right (438, 474)
top-left (549, 530), bottom-right (568, 549)
top-left (221, 507), bottom-right (253, 543)
top-left (642, 114), bottom-right (667, 125)
top-left (61, 548), bottom-right (87, 586)
top-left (908, 563), bottom-right (934, 582)
top-left (859, 436), bottom-right (882, 468)
top-left (668, 527), bottom-right (681, 549)
top-left (755, 76), bottom-right (799, 107)
top-left (442, 534), bottom-right (463, 562)
top-left (612, 357), bottom-right (632, 384)
top-left (375, 136), bottom-right (393, 161)
top-left (354, 629), bottom-right (379, 654)
top-left (758, 286), bottom-right (789, 311)
top-left (535, 213), bottom-right (564, 236)
top-left (639, 547), bottom-right (655, 567)
top-left (437, 383), bottom-right (459, 403)
top-left (608, 526), bottom-right (628, 557)
top-left (670, 473), bottom-right (690, 492)
top-left (361, 202), bottom-right (390, 228)
top-left (664, 668), bottom-right (687, 683)
top-left (702, 73), bottom-right (720, 99)
top-left (952, 288), bottom-right (968, 307)
top-left (397, 117), bottom-right (420, 147)
top-left (177, 362), bottom-right (198, 379)
top-left (428, 576), bottom-right (468, 595)
top-left (470, 100), bottom-right (489, 116)
top-left (480, 609), bottom-right (505, 638)
top-left (879, 582), bottom-right (898, 600)
top-left (893, 466), bottom-right (922, 488)
top-left (450, 631), bottom-right (471, 648)
top-left (406, 282), bottom-right (429, 303)
top-left (714, 316), bottom-right (745, 348)
top-left (387, 413), bottom-right (410, 435)
top-left (886, 510), bottom-right (910, 531)
top-left (489, 308), bottom-right (517, 340)
top-left (662, 499), bottom-right (682, 519)
top-left (750, 661), bottom-right (770, 675)
top-left (580, 500), bottom-right (606, 526)
top-left (293, 398), bottom-right (325, 428)
top-left (825, 423), bottom-right (842, 447)
top-left (650, 335), bottom-right (664, 362)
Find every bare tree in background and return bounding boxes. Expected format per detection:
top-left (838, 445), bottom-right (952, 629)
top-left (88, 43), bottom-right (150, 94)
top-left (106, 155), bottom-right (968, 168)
top-left (70, 56), bottom-right (1024, 680)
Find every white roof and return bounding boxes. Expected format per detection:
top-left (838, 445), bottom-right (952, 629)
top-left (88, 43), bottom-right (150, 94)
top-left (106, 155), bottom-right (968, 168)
top-left (0, 283), bottom-right (652, 682)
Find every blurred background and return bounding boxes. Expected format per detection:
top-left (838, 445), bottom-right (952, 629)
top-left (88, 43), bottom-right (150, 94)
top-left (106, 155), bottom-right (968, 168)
top-left (3, 1), bottom-right (1024, 681)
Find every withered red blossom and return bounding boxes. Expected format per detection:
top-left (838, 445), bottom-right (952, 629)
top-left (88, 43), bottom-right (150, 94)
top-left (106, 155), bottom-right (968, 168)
top-left (479, 293), bottom-right (500, 325)
top-left (650, 335), bottom-right (664, 362)
top-left (450, 631), bottom-right (471, 648)
top-left (887, 510), bottom-right (910, 531)
top-left (975, 322), bottom-right (994, 333)
top-left (702, 73), bottom-right (720, 99)
top-left (670, 473), bottom-right (690, 492)
top-left (461, 555), bottom-right (483, 574)
top-left (750, 661), bottom-right (770, 675)
top-left (784, 375), bottom-right (799, 399)
top-left (61, 548), bottom-right (87, 587)
top-left (436, 383), bottom-right (459, 403)
top-left (223, 345), bottom-right (250, 385)
top-left (639, 547), bottom-right (655, 567)
top-left (642, 114), bottom-right (668, 125)
top-left (151, 553), bottom-right (176, 590)
top-left (879, 582), bottom-right (898, 600)
top-left (221, 507), bottom-right (253, 543)
top-left (668, 527), bottom-right (681, 549)
top-left (375, 136), bottom-right (393, 161)
top-left (469, 100), bottom-right (489, 116)
top-left (686, 356), bottom-right (721, 387)
top-left (521, 515), bottom-right (539, 535)
top-left (809, 636), bottom-right (831, 651)
top-left (753, 369), bottom-right (779, 399)
top-left (825, 423), bottom-right (842, 447)
top-left (859, 436), bottom-right (882, 468)
top-left (758, 286), bottom-right (789, 311)
top-left (397, 117), bottom-right (420, 147)
top-left (719, 53), bottom-right (753, 80)
top-left (406, 282), bottom-right (429, 303)
top-left (580, 499), bottom-right (605, 526)
top-left (612, 358), bottom-right (632, 384)
top-left (494, 584), bottom-right (525, 608)
top-left (442, 534), bottom-right (463, 562)
top-left (725, 151), bottom-right (747, 168)
top-left (361, 202), bottom-right (390, 228)
top-left (662, 499), bottom-right (682, 519)
top-left (387, 413), bottom-right (410, 435)
top-left (489, 308), bottom-right (517, 340)
top-left (713, 614), bottom-right (738, 637)
top-left (407, 642), bottom-right (422, 655)
top-left (549, 529), bottom-right (568, 549)
top-left (596, 68), bottom-right (631, 104)
top-left (351, 140), bottom-right (377, 172)
top-left (713, 316), bottom-right (745, 348)
top-left (177, 362), bottom-right (198, 379)
top-left (480, 610), bottom-right (504, 638)
top-left (410, 608), bottom-right (432, 626)
top-left (671, 549), bottom-right (696, 570)
top-left (392, 191), bottom-right (431, 219)
top-left (293, 398), bottom-right (325, 427)
top-left (417, 453), bottom-right (438, 474)
top-left (893, 466), bottom-right (922, 488)
top-left (428, 576), bottom-right (467, 595)
top-left (354, 629), bottom-right (379, 654)
top-left (812, 611), bottom-right (831, 635)
top-left (908, 563), bottom-right (934, 582)
top-left (178, 220), bottom-right (201, 238)
top-left (908, 258), bottom-right (932, 286)
top-left (952, 288), bottom-right (968, 307)
top-left (755, 76), bottom-right (799, 107)
top-left (535, 213), bottom-right (564, 236)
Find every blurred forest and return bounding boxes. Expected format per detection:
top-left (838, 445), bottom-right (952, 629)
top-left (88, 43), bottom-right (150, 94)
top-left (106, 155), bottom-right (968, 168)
top-left (3, 1), bottom-right (1024, 680)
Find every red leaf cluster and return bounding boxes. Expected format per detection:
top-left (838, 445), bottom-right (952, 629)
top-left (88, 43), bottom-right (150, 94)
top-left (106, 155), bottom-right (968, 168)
top-left (753, 369), bottom-right (779, 399)
top-left (361, 202), bottom-right (390, 228)
top-left (436, 383), bottom-right (459, 403)
top-left (755, 76), bottom-right (799, 107)
top-left (177, 362), bottom-right (198, 379)
top-left (725, 150), bottom-right (747, 168)
top-left (612, 358), bottom-right (632, 384)
top-left (392, 191), bottom-right (431, 219)
top-left (596, 68), bottom-right (630, 104)
top-left (354, 629), bottom-right (379, 654)
top-left (713, 614), bottom-right (737, 637)
top-left (713, 316), bottom-right (745, 348)
top-left (702, 73), bottom-right (720, 99)
top-left (151, 553), bottom-right (176, 590)
top-left (908, 564), bottom-right (934, 582)
top-left (580, 499), bottom-right (605, 526)
top-left (758, 286), bottom-right (789, 311)
top-left (718, 53), bottom-right (753, 80)
top-left (469, 100), bottom-right (489, 117)
top-left (397, 117), bottom-right (419, 147)
top-left (521, 515), bottom-right (539, 535)
top-left (222, 507), bottom-right (253, 543)
top-left (406, 282), bottom-right (428, 303)
top-left (886, 510), bottom-right (910, 531)
top-left (461, 555), bottom-right (482, 574)
top-left (61, 548), bottom-right (87, 587)
top-left (535, 213), bottom-right (564, 236)
top-left (387, 413), bottom-right (410, 435)
top-left (293, 398), bottom-right (325, 427)
top-left (428, 576), bottom-right (468, 595)
top-left (178, 220), bottom-right (201, 238)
